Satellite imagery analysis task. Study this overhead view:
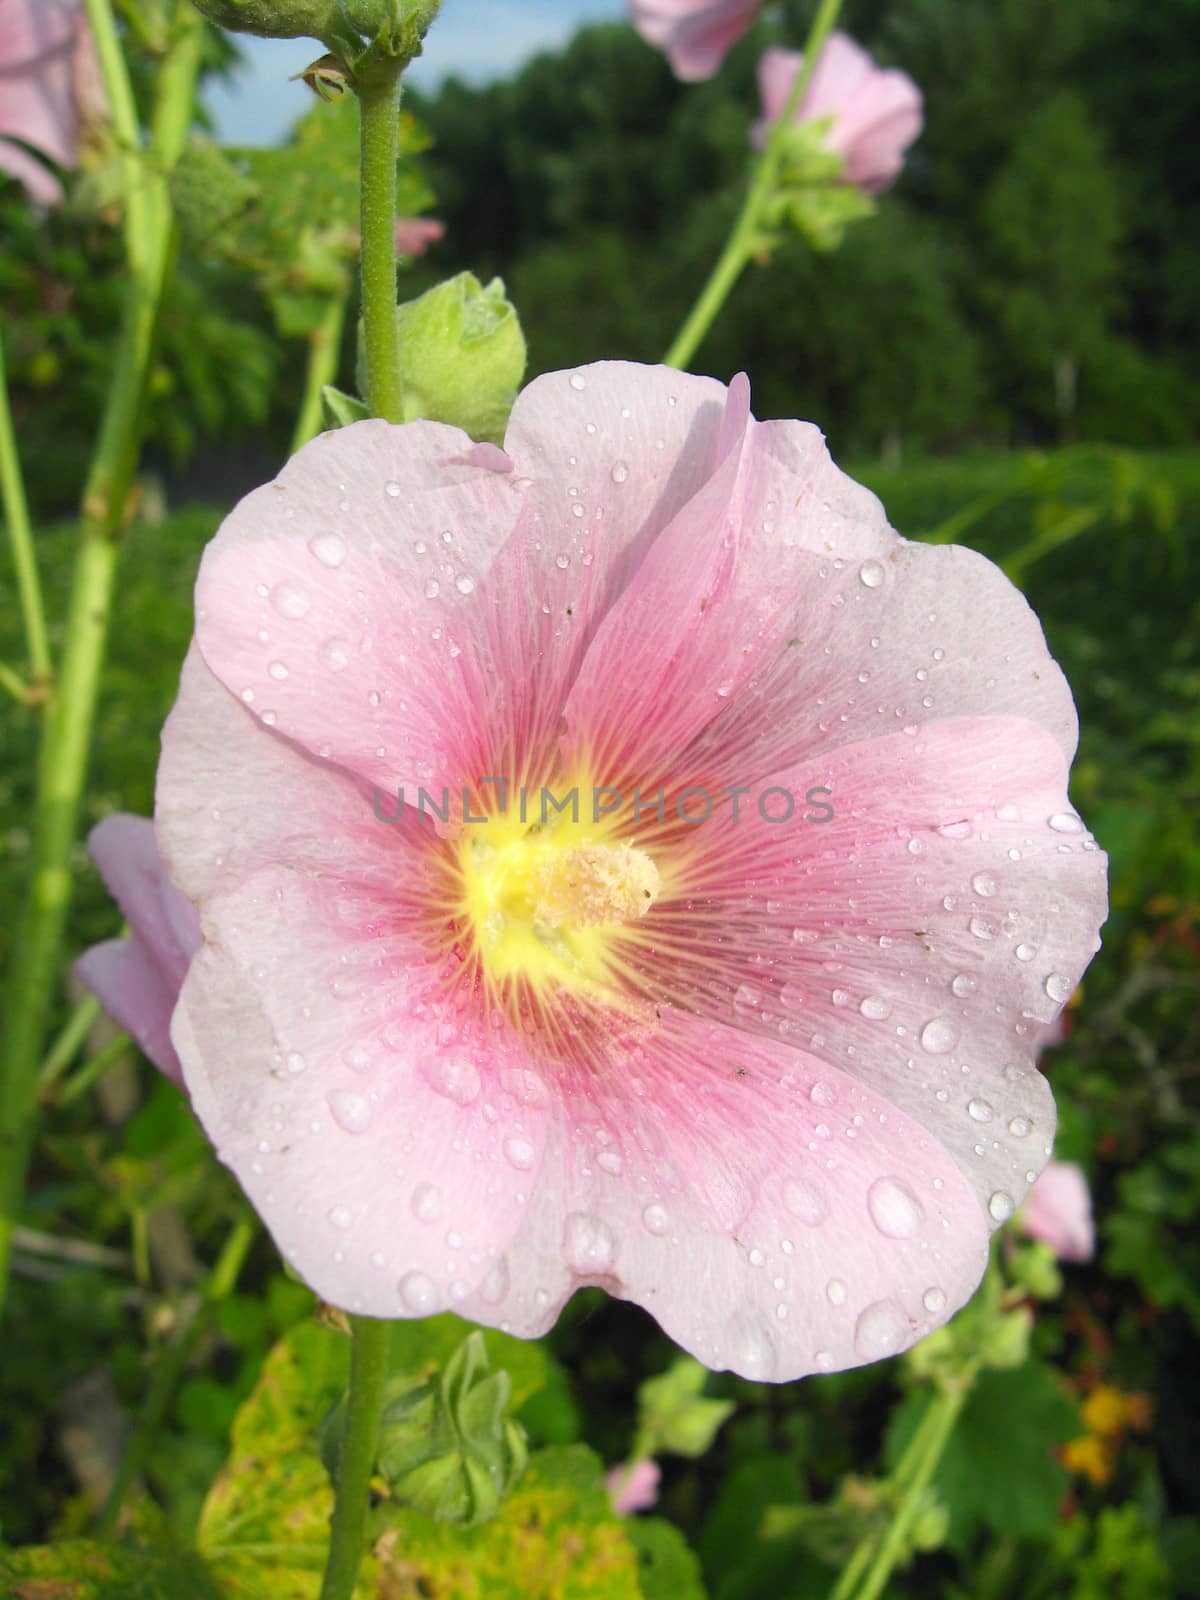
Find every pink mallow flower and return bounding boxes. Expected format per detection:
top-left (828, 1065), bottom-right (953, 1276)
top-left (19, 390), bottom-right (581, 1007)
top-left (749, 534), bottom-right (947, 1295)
top-left (629, 0), bottom-right (760, 82)
top-left (1019, 1160), bottom-right (1095, 1263)
top-left (754, 34), bottom-right (923, 192)
top-left (394, 217), bottom-right (444, 258)
top-left (75, 815), bottom-right (202, 1088)
top-left (0, 0), bottom-right (102, 206)
top-left (607, 1458), bottom-right (661, 1514)
top-left (145, 360), bottom-right (1106, 1380)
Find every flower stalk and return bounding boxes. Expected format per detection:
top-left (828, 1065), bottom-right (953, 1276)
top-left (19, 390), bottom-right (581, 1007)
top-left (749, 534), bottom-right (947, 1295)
top-left (319, 1316), bottom-right (391, 1600)
top-left (357, 58), bottom-right (407, 423)
top-left (0, 0), bottom-right (204, 1319)
top-left (662, 0), bottom-right (844, 369)
top-left (0, 333), bottom-right (50, 688)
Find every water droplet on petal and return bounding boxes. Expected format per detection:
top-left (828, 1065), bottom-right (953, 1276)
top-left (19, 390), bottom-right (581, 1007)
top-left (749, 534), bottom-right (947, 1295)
top-left (826, 1277), bottom-right (847, 1306)
top-left (268, 659), bottom-right (289, 681)
top-left (642, 1203), bottom-right (670, 1235)
top-left (455, 574), bottom-right (475, 595)
top-left (569, 372), bottom-right (587, 391)
top-left (1008, 1116), bottom-right (1031, 1138)
top-left (1044, 972), bottom-right (1073, 1002)
top-left (309, 532), bottom-right (347, 568)
top-left (286, 1051), bottom-right (307, 1075)
top-left (723, 1310), bottom-right (776, 1379)
top-left (967, 1098), bottom-right (994, 1123)
top-left (988, 1190), bottom-right (1015, 1222)
top-left (563, 1213), bottom-right (616, 1274)
top-left (398, 1270), bottom-right (439, 1313)
top-left (860, 995), bottom-right (891, 1020)
top-left (855, 1299), bottom-right (909, 1358)
top-left (610, 460), bottom-right (629, 484)
top-left (271, 581), bottom-right (310, 619)
top-left (480, 1258), bottom-right (510, 1305)
top-left (922, 1286), bottom-right (947, 1314)
top-left (920, 1018), bottom-right (958, 1054)
top-left (327, 1206), bottom-right (352, 1230)
top-left (411, 1182), bottom-right (442, 1222)
top-left (783, 1177), bottom-right (828, 1226)
top-left (810, 1080), bottom-right (835, 1106)
top-left (503, 1136), bottom-right (535, 1171)
top-left (320, 636), bottom-right (350, 671)
top-left (971, 872), bottom-right (997, 897)
top-left (859, 559), bottom-right (885, 588)
top-left (868, 1177), bottom-right (924, 1239)
top-left (1048, 812), bottom-right (1084, 834)
top-left (1015, 943), bottom-right (1037, 962)
top-left (951, 973), bottom-right (977, 997)
top-left (328, 1090), bottom-right (371, 1134)
top-left (969, 916), bottom-right (997, 940)
top-left (422, 1058), bottom-right (481, 1106)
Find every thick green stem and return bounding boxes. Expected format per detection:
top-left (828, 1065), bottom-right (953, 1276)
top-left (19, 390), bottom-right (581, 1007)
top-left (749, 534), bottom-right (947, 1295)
top-left (0, 3), bottom-right (203, 1319)
top-left (663, 0), bottom-right (844, 369)
top-left (828, 1373), bottom-right (974, 1600)
top-left (0, 333), bottom-right (51, 684)
top-left (319, 1316), bottom-right (390, 1600)
top-left (357, 64), bottom-right (406, 423)
top-left (291, 293), bottom-right (349, 454)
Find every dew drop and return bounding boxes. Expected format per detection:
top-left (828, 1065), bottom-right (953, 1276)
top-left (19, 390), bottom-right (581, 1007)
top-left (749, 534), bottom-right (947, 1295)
top-left (563, 1213), bottom-right (615, 1273)
top-left (723, 1311), bottom-right (776, 1379)
top-left (951, 973), bottom-right (977, 998)
top-left (480, 1258), bottom-right (510, 1305)
top-left (810, 1080), bottom-right (835, 1106)
top-left (285, 1051), bottom-right (307, 1075)
top-left (271, 581), bottom-right (310, 619)
top-left (922, 1286), bottom-right (947, 1314)
top-left (868, 1176), bottom-right (924, 1239)
top-left (320, 637), bottom-right (350, 671)
top-left (988, 1190), bottom-right (1015, 1222)
top-left (1044, 972), bottom-right (1073, 1002)
top-left (327, 1206), bottom-right (352, 1231)
top-left (826, 1277), bottom-right (847, 1306)
top-left (424, 578), bottom-right (440, 599)
top-left (1015, 943), bottom-right (1037, 962)
top-left (268, 659), bottom-right (289, 681)
top-left (568, 372), bottom-right (587, 391)
top-left (610, 460), bottom-right (629, 484)
top-left (398, 1271), bottom-right (439, 1313)
top-left (969, 916), bottom-right (996, 940)
top-left (783, 1177), bottom-right (828, 1226)
top-left (422, 1057), bottom-right (481, 1106)
top-left (1048, 812), bottom-right (1084, 834)
top-left (860, 995), bottom-right (891, 1021)
top-left (385, 480), bottom-right (401, 498)
top-left (642, 1203), bottom-right (670, 1236)
top-left (411, 1182), bottom-right (442, 1223)
top-left (854, 1299), bottom-right (908, 1358)
top-left (503, 1136), bottom-right (535, 1171)
top-left (971, 872), bottom-right (997, 898)
top-left (309, 532), bottom-right (347, 568)
top-left (859, 559), bottom-right (885, 588)
top-left (455, 574), bottom-right (475, 595)
top-left (967, 1098), bottom-right (994, 1123)
top-left (1008, 1116), bottom-right (1031, 1137)
top-left (328, 1090), bottom-right (371, 1134)
top-left (920, 1018), bottom-right (958, 1055)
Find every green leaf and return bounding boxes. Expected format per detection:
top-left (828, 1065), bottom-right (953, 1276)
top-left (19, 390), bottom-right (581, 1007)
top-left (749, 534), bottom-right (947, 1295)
top-left (321, 385), bottom-right (370, 429)
top-left (0, 1520), bottom-right (221, 1599)
top-left (636, 1357), bottom-right (734, 1459)
top-left (626, 1516), bottom-right (708, 1600)
top-left (885, 1363), bottom-right (1080, 1553)
top-left (371, 1444), bottom-right (643, 1598)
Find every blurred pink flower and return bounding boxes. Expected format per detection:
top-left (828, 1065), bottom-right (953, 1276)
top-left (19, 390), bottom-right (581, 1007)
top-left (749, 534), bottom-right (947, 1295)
top-left (146, 360), bottom-right (1105, 1379)
top-left (629, 0), bottom-right (759, 82)
top-left (754, 33), bottom-right (923, 192)
top-left (606, 1458), bottom-right (661, 1514)
top-left (0, 0), bottom-right (103, 206)
top-left (75, 815), bottom-right (202, 1087)
top-left (394, 216), bottom-right (444, 257)
top-left (1019, 1160), bottom-right (1095, 1262)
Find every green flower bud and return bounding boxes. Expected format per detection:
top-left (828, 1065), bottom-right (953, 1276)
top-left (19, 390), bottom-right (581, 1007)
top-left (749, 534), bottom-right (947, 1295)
top-left (386, 272), bottom-right (526, 444)
top-left (978, 1304), bottom-right (1033, 1371)
top-left (189, 0), bottom-right (343, 41)
top-left (322, 1331), bottom-right (528, 1527)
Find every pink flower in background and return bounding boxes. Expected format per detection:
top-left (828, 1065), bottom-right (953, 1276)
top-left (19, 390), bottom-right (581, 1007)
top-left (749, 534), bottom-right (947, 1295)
top-left (754, 34), bottom-right (923, 192)
top-left (606, 1458), bottom-right (661, 1514)
top-left (0, 0), bottom-right (103, 206)
top-left (147, 360), bottom-right (1106, 1380)
top-left (1019, 1161), bottom-right (1095, 1262)
top-left (629, 0), bottom-right (759, 82)
top-left (75, 815), bottom-right (202, 1088)
top-left (394, 217), bottom-right (445, 257)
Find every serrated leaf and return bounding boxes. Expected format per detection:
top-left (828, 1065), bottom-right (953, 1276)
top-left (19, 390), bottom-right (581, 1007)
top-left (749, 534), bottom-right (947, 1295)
top-left (371, 1445), bottom-right (643, 1598)
top-left (885, 1364), bottom-right (1080, 1552)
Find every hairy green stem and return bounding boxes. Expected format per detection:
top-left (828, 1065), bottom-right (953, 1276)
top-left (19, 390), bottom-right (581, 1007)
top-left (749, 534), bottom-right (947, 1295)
top-left (0, 2), bottom-right (203, 1319)
top-left (829, 1373), bottom-right (974, 1600)
top-left (357, 63), bottom-right (406, 423)
top-left (291, 294), bottom-right (349, 453)
top-left (663, 0), bottom-right (844, 369)
top-left (0, 333), bottom-right (51, 684)
top-left (319, 1317), bottom-right (390, 1600)
top-left (97, 1214), bottom-right (256, 1535)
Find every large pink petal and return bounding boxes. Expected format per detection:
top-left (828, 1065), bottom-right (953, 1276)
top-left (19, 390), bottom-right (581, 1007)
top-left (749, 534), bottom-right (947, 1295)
top-left (616, 718), bottom-right (1107, 1231)
top-left (171, 865), bottom-right (554, 1316)
top-left (629, 0), bottom-right (759, 81)
top-left (75, 936), bottom-right (184, 1086)
top-left (457, 1016), bottom-right (989, 1380)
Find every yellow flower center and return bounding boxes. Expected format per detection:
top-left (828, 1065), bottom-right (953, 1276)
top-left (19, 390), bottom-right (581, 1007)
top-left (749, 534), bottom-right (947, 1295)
top-left (457, 810), bottom-right (660, 1000)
